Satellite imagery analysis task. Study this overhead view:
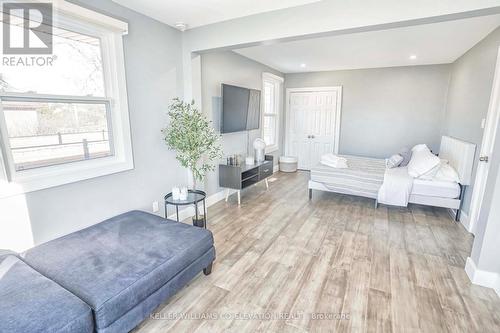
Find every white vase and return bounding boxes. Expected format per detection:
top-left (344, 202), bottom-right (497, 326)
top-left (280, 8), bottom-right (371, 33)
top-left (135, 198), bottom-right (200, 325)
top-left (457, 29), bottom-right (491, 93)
top-left (172, 187), bottom-right (180, 200)
top-left (180, 187), bottom-right (188, 200)
top-left (187, 169), bottom-right (196, 190)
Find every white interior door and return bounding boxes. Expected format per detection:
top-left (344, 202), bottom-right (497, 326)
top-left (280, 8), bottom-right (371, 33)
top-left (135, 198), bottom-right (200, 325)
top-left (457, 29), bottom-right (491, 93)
top-left (286, 87), bottom-right (342, 170)
top-left (468, 47), bottom-right (500, 234)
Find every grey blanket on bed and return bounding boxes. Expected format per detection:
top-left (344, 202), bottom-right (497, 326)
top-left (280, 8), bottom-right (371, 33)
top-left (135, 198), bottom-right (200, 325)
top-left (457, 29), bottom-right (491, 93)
top-left (310, 155), bottom-right (386, 199)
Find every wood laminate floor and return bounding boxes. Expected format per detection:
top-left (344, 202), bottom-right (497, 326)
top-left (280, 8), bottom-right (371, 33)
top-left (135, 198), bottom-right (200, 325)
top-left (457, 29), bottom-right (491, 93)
top-left (134, 171), bottom-right (500, 333)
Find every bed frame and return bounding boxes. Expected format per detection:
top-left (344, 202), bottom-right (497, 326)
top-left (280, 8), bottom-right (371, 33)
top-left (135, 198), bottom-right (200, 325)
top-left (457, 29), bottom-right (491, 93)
top-left (308, 136), bottom-right (476, 221)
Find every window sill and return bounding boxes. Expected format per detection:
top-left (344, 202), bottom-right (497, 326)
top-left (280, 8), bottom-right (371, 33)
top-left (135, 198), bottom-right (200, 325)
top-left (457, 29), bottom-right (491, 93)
top-left (0, 157), bottom-right (133, 199)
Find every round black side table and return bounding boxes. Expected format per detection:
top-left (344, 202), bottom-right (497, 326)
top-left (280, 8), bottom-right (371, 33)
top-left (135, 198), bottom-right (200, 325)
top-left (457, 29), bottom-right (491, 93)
top-left (164, 190), bottom-right (207, 228)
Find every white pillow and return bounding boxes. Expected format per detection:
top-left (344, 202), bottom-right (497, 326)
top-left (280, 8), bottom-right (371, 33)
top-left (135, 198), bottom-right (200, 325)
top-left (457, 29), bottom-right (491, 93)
top-left (434, 163), bottom-right (460, 183)
top-left (407, 148), bottom-right (441, 178)
top-left (418, 159), bottom-right (447, 180)
top-left (412, 144), bottom-right (429, 152)
top-left (386, 154), bottom-right (404, 169)
top-left (418, 164), bottom-right (441, 180)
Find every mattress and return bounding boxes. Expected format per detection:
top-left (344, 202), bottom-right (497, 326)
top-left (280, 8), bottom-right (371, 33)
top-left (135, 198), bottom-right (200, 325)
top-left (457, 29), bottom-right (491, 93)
top-left (310, 155), bottom-right (386, 199)
top-left (411, 179), bottom-right (460, 199)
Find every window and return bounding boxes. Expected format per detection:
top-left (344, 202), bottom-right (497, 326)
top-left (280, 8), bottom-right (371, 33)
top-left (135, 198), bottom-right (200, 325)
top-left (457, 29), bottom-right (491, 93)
top-left (0, 2), bottom-right (131, 196)
top-left (3, 100), bottom-right (112, 171)
top-left (1, 25), bottom-right (105, 96)
top-left (262, 73), bottom-right (283, 153)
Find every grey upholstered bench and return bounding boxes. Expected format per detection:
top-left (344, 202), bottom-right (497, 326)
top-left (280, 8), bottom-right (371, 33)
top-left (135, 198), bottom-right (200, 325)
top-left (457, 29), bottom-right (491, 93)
top-left (1, 211), bottom-right (215, 333)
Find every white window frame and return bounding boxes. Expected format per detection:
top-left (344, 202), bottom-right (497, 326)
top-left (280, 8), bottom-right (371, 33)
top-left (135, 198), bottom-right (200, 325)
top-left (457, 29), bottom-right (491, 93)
top-left (262, 72), bottom-right (283, 154)
top-left (0, 1), bottom-right (132, 198)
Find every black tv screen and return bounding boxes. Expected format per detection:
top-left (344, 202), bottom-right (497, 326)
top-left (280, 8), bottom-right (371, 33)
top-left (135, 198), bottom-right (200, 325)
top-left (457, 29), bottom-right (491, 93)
top-left (221, 84), bottom-right (261, 134)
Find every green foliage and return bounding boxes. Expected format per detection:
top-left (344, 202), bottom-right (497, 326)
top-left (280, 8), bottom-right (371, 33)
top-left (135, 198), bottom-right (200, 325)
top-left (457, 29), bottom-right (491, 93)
top-left (162, 98), bottom-right (222, 182)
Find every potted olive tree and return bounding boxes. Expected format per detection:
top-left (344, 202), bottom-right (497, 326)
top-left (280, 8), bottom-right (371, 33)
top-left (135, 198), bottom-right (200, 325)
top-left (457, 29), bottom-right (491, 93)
top-left (162, 98), bottom-right (222, 191)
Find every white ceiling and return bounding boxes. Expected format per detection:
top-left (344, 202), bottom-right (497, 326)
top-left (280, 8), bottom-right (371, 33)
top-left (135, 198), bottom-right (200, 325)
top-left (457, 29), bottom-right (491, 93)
top-left (111, 0), bottom-right (322, 30)
top-left (234, 14), bottom-right (500, 73)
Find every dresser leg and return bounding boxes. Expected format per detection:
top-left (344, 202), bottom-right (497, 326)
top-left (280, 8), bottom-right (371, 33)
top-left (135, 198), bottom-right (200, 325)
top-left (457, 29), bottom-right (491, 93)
top-left (225, 189), bottom-right (229, 202)
top-left (265, 178), bottom-right (269, 190)
top-left (237, 191), bottom-right (241, 206)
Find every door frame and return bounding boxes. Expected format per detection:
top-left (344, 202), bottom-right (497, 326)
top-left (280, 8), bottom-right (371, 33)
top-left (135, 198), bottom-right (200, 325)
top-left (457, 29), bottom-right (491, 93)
top-left (285, 86), bottom-right (343, 160)
top-left (468, 46), bottom-right (500, 234)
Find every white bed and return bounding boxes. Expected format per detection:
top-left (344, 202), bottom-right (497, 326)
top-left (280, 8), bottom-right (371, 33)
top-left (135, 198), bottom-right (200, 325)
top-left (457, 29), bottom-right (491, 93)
top-left (411, 179), bottom-right (460, 198)
top-left (308, 136), bottom-right (476, 220)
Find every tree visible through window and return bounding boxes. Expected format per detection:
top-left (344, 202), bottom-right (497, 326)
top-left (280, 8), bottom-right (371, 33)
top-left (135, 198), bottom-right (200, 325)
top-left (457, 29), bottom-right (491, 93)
top-left (0, 3), bottom-right (131, 194)
top-left (0, 23), bottom-right (112, 171)
top-left (1, 25), bottom-right (105, 96)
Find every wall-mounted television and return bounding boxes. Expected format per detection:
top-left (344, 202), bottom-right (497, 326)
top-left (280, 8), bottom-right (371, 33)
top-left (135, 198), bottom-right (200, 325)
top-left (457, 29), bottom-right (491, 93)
top-left (221, 84), bottom-right (261, 134)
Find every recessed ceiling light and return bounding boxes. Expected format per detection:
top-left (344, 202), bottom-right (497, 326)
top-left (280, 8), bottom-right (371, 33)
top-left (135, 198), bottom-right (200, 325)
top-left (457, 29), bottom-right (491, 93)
top-left (174, 22), bottom-right (188, 31)
top-left (409, 55), bottom-right (417, 60)
top-left (300, 63), bottom-right (306, 68)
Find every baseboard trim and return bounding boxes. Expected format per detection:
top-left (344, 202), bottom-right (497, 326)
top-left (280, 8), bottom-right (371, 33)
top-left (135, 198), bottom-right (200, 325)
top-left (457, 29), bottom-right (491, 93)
top-left (167, 206), bottom-right (194, 222)
top-left (448, 208), bottom-right (471, 232)
top-left (167, 166), bottom-right (279, 222)
top-left (465, 257), bottom-right (500, 297)
top-left (167, 188), bottom-right (235, 222)
top-left (459, 210), bottom-right (471, 232)
top-left (206, 189), bottom-right (227, 206)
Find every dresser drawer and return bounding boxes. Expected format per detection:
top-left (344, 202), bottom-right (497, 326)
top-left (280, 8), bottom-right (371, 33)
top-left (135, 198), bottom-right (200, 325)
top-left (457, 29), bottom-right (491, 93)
top-left (259, 162), bottom-right (273, 180)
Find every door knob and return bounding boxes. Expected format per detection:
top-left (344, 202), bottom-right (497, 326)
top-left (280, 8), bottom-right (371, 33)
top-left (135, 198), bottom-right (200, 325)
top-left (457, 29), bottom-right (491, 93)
top-left (311, 135), bottom-right (315, 139)
top-left (479, 156), bottom-right (489, 163)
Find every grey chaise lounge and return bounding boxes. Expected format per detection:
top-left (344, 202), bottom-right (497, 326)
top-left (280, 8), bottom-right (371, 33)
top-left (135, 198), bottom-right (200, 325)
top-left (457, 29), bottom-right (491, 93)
top-left (0, 211), bottom-right (215, 333)
top-left (0, 250), bottom-right (94, 333)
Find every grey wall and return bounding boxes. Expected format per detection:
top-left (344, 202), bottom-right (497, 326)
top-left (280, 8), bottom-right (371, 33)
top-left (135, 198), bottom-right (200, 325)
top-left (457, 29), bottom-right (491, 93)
top-left (474, 172), bottom-right (500, 278)
top-left (0, 0), bottom-right (185, 248)
top-left (201, 51), bottom-right (284, 196)
top-left (443, 27), bottom-right (500, 215)
top-left (285, 65), bottom-right (451, 158)
top-left (452, 26), bottom-right (500, 284)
